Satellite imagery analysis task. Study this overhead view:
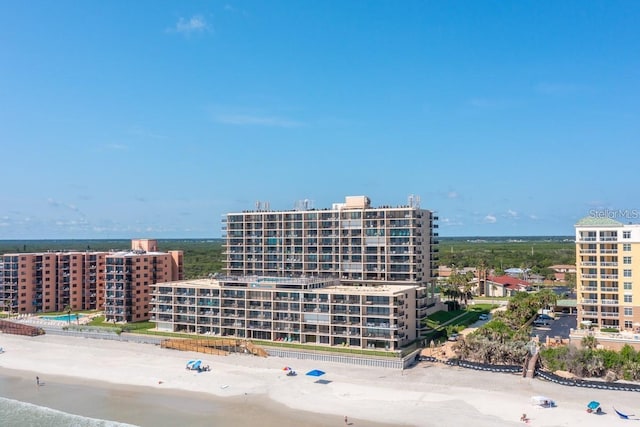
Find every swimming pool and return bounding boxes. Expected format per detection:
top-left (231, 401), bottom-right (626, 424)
top-left (40, 314), bottom-right (87, 322)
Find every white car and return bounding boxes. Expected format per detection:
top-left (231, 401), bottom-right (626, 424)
top-left (478, 314), bottom-right (489, 321)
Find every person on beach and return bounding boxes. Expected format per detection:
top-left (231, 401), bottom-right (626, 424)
top-left (520, 413), bottom-right (528, 423)
top-left (36, 376), bottom-right (40, 386)
top-left (344, 415), bottom-right (348, 424)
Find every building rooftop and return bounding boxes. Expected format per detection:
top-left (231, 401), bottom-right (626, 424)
top-left (152, 277), bottom-right (417, 294)
top-left (575, 216), bottom-right (624, 227)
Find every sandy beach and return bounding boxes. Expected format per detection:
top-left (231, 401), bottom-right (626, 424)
top-left (1, 333), bottom-right (639, 427)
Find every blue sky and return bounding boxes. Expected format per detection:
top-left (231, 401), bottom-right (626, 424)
top-left (1, 1), bottom-right (639, 239)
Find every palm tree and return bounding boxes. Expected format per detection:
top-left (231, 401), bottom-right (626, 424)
top-left (581, 335), bottom-right (598, 350)
top-left (535, 288), bottom-right (558, 312)
top-left (63, 304), bottom-right (72, 324)
top-left (448, 270), bottom-right (474, 306)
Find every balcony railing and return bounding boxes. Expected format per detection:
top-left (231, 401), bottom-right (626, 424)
top-left (601, 312), bottom-right (619, 317)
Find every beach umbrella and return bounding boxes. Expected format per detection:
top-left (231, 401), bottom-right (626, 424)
top-left (587, 401), bottom-right (600, 410)
top-left (283, 366), bottom-right (292, 371)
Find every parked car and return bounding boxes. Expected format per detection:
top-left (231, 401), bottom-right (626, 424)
top-left (478, 314), bottom-right (489, 321)
top-left (448, 333), bottom-right (460, 342)
top-left (533, 319), bottom-right (550, 326)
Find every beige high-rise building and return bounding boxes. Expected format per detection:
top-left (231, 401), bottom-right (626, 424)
top-left (151, 276), bottom-right (417, 351)
top-left (575, 217), bottom-right (640, 331)
top-left (149, 195), bottom-right (440, 350)
top-left (224, 196), bottom-right (437, 283)
top-left (104, 239), bottom-right (183, 322)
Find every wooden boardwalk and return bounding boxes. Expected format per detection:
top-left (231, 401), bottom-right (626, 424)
top-left (0, 319), bottom-right (45, 337)
top-left (161, 338), bottom-right (268, 357)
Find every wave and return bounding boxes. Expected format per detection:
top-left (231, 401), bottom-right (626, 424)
top-left (0, 396), bottom-right (139, 427)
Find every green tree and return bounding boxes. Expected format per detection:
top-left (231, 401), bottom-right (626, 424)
top-left (581, 335), bottom-right (598, 350)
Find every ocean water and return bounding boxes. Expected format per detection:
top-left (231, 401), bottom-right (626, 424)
top-left (0, 396), bottom-right (137, 427)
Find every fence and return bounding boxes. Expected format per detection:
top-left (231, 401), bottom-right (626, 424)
top-left (41, 327), bottom-right (164, 345)
top-left (266, 347), bottom-right (418, 369)
top-left (535, 369), bottom-right (640, 392)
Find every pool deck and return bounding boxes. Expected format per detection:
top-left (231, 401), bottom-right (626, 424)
top-left (9, 313), bottom-right (94, 327)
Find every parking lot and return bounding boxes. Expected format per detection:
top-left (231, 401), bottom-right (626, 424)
top-left (531, 313), bottom-right (576, 343)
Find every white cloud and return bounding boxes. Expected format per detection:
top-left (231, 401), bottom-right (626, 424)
top-left (483, 214), bottom-right (497, 224)
top-left (529, 214), bottom-right (539, 220)
top-left (440, 217), bottom-right (464, 227)
top-left (447, 191), bottom-right (459, 199)
top-left (214, 114), bottom-right (303, 128)
top-left (170, 15), bottom-right (210, 34)
top-left (506, 209), bottom-right (518, 218)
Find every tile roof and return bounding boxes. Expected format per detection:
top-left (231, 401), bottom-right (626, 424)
top-left (575, 216), bottom-right (623, 227)
top-left (488, 275), bottom-right (532, 289)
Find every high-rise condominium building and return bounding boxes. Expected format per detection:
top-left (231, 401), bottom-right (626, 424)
top-left (1, 239), bottom-right (183, 322)
top-left (148, 196), bottom-right (439, 350)
top-left (575, 217), bottom-right (640, 330)
top-left (104, 239), bottom-right (183, 322)
top-left (224, 195), bottom-right (438, 285)
top-left (150, 276), bottom-right (417, 351)
top-left (1, 251), bottom-right (106, 314)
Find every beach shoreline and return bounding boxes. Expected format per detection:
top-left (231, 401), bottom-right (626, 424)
top-left (1, 333), bottom-right (639, 426)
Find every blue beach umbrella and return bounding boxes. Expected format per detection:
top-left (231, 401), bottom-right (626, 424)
top-left (587, 401), bottom-right (600, 410)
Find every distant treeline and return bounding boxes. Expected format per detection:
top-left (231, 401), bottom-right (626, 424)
top-left (0, 236), bottom-right (576, 280)
top-left (0, 239), bottom-right (225, 280)
top-left (437, 238), bottom-right (576, 275)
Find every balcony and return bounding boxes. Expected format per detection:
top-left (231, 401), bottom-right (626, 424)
top-left (601, 312), bottom-right (619, 318)
top-left (601, 299), bottom-right (619, 305)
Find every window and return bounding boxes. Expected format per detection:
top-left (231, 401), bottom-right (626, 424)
top-left (625, 321), bottom-right (633, 329)
top-left (625, 307), bottom-right (633, 316)
top-left (624, 282), bottom-right (633, 290)
top-left (624, 269), bottom-right (632, 278)
top-left (624, 231), bottom-right (631, 239)
top-left (624, 295), bottom-right (633, 303)
top-left (624, 257), bottom-right (632, 264)
top-left (624, 243), bottom-right (632, 251)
